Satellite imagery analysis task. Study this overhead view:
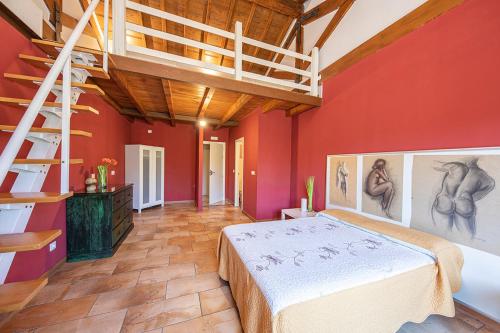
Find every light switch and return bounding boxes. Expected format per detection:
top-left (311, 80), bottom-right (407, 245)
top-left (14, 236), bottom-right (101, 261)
top-left (111, 170), bottom-right (116, 176)
top-left (147, 129), bottom-right (153, 134)
top-left (251, 170), bottom-right (256, 176)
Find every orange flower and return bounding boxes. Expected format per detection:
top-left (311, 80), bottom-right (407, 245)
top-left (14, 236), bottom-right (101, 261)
top-left (110, 159), bottom-right (118, 166)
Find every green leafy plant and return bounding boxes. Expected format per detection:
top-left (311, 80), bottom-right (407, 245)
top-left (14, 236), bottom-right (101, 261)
top-left (306, 176), bottom-right (315, 212)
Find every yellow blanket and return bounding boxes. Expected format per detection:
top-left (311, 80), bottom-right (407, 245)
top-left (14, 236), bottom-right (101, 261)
top-left (217, 209), bottom-right (463, 333)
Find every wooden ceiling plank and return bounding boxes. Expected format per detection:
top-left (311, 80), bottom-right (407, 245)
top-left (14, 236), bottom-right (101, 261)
top-left (121, 109), bottom-right (239, 127)
top-left (197, 87), bottom-right (215, 118)
top-left (246, 0), bottom-right (301, 17)
top-left (111, 54), bottom-right (322, 106)
top-left (320, 0), bottom-right (464, 81)
top-left (217, 94), bottom-right (253, 128)
top-left (262, 99), bottom-right (284, 113)
top-left (287, 103), bottom-right (313, 116)
top-left (300, 0), bottom-right (344, 25)
top-left (198, 0), bottom-right (212, 61)
top-left (110, 70), bottom-right (153, 123)
top-left (161, 79), bottom-right (176, 126)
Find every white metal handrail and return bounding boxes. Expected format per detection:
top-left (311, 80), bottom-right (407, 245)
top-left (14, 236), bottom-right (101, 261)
top-left (0, 0), bottom-right (109, 189)
top-left (114, 0), bottom-right (319, 96)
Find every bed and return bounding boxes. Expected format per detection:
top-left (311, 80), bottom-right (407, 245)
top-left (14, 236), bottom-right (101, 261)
top-left (217, 209), bottom-right (463, 333)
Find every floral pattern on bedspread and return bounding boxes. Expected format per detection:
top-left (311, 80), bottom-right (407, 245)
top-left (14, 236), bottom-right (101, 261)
top-left (222, 214), bottom-right (436, 316)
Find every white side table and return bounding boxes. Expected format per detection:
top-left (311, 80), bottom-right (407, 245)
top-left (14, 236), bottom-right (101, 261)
top-left (281, 208), bottom-right (317, 220)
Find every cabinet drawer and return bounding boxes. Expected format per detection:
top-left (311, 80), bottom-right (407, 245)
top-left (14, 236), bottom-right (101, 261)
top-left (112, 200), bottom-right (133, 229)
top-left (124, 186), bottom-right (133, 203)
top-left (112, 191), bottom-right (125, 211)
top-left (112, 215), bottom-right (132, 246)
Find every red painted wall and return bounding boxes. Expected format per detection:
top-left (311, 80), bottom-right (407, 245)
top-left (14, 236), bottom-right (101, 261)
top-left (291, 0), bottom-right (500, 210)
top-left (129, 121), bottom-right (196, 201)
top-left (227, 108), bottom-right (291, 220)
top-left (0, 16), bottom-right (132, 282)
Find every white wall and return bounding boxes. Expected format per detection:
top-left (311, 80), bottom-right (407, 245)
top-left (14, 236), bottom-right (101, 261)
top-left (0, 0), bottom-right (50, 37)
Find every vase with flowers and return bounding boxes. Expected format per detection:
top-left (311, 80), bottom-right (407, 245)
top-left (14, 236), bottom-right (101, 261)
top-left (305, 176), bottom-right (315, 212)
top-left (97, 158), bottom-right (117, 190)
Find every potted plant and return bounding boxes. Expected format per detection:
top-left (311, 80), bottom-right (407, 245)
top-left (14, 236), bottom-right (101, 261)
top-left (97, 158), bottom-right (117, 189)
top-left (306, 176), bottom-right (315, 212)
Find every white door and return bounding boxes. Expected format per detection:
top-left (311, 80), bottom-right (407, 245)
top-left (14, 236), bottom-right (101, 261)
top-left (209, 142), bottom-right (225, 205)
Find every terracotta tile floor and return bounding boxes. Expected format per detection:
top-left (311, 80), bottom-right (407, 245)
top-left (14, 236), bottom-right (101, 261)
top-left (1, 203), bottom-right (498, 333)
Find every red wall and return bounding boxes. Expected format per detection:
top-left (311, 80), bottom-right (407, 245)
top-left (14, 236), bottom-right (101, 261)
top-left (0, 16), bottom-right (132, 282)
top-left (129, 121), bottom-right (196, 201)
top-left (291, 0), bottom-right (500, 210)
top-left (227, 108), bottom-right (292, 220)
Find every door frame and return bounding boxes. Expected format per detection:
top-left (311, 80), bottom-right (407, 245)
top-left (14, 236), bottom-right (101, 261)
top-left (203, 141), bottom-right (226, 204)
top-left (234, 137), bottom-right (244, 208)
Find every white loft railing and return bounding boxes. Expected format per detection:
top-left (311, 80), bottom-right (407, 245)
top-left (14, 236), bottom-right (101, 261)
top-left (0, 0), bottom-right (109, 191)
top-left (113, 0), bottom-right (320, 96)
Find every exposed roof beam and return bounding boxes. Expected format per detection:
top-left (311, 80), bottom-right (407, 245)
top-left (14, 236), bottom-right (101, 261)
top-left (262, 99), bottom-right (284, 113)
top-left (111, 54), bottom-right (322, 106)
top-left (161, 79), bottom-right (176, 126)
top-left (246, 10), bottom-right (273, 72)
top-left (78, 0), bottom-right (104, 49)
top-left (320, 0), bottom-right (464, 81)
top-left (217, 94), bottom-right (253, 128)
top-left (218, 0), bottom-right (238, 66)
top-left (300, 0), bottom-right (345, 25)
top-left (61, 12), bottom-right (94, 38)
top-left (197, 87), bottom-right (215, 118)
top-left (246, 0), bottom-right (302, 17)
top-left (110, 70), bottom-right (153, 123)
top-left (120, 110), bottom-right (239, 127)
top-left (198, 0), bottom-right (212, 61)
top-left (268, 21), bottom-right (299, 77)
top-left (299, 0), bottom-right (354, 71)
top-left (140, 0), bottom-right (154, 49)
top-left (295, 23), bottom-right (303, 82)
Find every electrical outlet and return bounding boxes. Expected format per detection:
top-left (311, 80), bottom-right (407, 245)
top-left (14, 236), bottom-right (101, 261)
top-left (111, 170), bottom-right (116, 176)
top-left (49, 241), bottom-right (56, 252)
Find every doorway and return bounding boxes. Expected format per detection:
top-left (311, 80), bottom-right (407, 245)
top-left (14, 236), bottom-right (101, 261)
top-left (234, 138), bottom-right (244, 209)
top-left (202, 141), bottom-right (226, 205)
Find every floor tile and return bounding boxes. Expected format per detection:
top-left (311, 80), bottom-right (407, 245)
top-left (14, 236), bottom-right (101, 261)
top-left (122, 293), bottom-right (201, 332)
top-left (89, 282), bottom-right (167, 316)
top-left (28, 282), bottom-right (70, 306)
top-left (138, 264), bottom-right (196, 285)
top-left (113, 256), bottom-right (170, 274)
top-left (199, 286), bottom-right (235, 315)
top-left (3, 295), bottom-right (97, 330)
top-left (166, 272), bottom-right (224, 299)
top-left (63, 271), bottom-right (140, 300)
top-left (34, 309), bottom-right (127, 333)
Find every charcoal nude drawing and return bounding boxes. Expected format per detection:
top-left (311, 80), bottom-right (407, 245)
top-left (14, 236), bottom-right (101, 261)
top-left (336, 161), bottom-right (349, 198)
top-left (365, 159), bottom-right (395, 218)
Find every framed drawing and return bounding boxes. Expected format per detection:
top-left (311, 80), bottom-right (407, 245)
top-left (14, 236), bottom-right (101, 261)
top-left (326, 155), bottom-right (358, 209)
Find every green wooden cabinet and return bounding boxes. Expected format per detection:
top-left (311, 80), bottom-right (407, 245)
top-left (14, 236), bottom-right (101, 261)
top-left (66, 184), bottom-right (134, 262)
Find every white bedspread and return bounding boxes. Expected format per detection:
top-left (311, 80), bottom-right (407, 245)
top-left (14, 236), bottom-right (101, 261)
top-left (222, 213), bottom-right (436, 316)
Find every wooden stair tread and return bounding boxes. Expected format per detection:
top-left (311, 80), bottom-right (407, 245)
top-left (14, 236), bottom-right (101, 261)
top-left (4, 73), bottom-right (105, 96)
top-left (12, 158), bottom-right (84, 165)
top-left (32, 39), bottom-right (103, 64)
top-left (0, 278), bottom-right (47, 313)
top-left (0, 192), bottom-right (73, 204)
top-left (0, 125), bottom-right (92, 137)
top-left (19, 54), bottom-right (110, 80)
top-left (0, 230), bottom-right (61, 253)
top-left (0, 96), bottom-right (99, 115)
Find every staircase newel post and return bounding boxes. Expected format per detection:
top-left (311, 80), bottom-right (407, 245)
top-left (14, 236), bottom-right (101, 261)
top-left (234, 21), bottom-right (243, 80)
top-left (113, 0), bottom-right (126, 56)
top-left (61, 58), bottom-right (71, 194)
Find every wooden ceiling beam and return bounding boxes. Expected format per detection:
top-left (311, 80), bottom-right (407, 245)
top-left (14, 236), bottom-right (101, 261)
top-left (78, 0), bottom-right (104, 49)
top-left (262, 99), bottom-right (284, 113)
top-left (197, 87), bottom-right (215, 118)
top-left (320, 0), bottom-right (464, 81)
top-left (268, 21), bottom-right (299, 77)
top-left (287, 103), bottom-right (314, 116)
top-left (161, 79), bottom-right (176, 126)
top-left (218, 0), bottom-right (237, 66)
top-left (110, 70), bottom-right (153, 123)
top-left (198, 0), bottom-right (212, 61)
top-left (120, 110), bottom-right (239, 127)
top-left (140, 0), bottom-right (154, 49)
top-left (300, 0), bottom-right (345, 25)
top-left (217, 94), bottom-right (253, 128)
top-left (60, 12), bottom-right (94, 38)
top-left (111, 54), bottom-right (322, 106)
top-left (246, 10), bottom-right (273, 72)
